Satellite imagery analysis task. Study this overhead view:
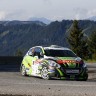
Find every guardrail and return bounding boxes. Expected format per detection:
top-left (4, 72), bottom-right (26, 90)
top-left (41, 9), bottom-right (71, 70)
top-left (0, 56), bottom-right (95, 72)
top-left (0, 56), bottom-right (23, 64)
top-left (0, 56), bottom-right (23, 72)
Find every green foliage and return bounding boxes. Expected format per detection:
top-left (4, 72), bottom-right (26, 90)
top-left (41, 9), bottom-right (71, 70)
top-left (0, 20), bottom-right (96, 56)
top-left (89, 31), bottom-right (96, 52)
top-left (88, 31), bottom-right (96, 60)
top-left (67, 20), bottom-right (89, 59)
top-left (15, 49), bottom-right (23, 56)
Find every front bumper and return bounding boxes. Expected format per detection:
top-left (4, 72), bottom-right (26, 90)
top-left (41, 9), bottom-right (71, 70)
top-left (56, 67), bottom-right (88, 80)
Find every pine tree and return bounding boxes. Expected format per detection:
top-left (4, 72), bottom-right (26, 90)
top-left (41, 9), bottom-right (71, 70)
top-left (15, 49), bottom-right (23, 56)
top-left (88, 31), bottom-right (96, 59)
top-left (67, 20), bottom-right (89, 59)
top-left (89, 31), bottom-right (96, 52)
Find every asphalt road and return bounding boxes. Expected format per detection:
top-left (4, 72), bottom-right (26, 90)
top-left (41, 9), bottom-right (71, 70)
top-left (0, 63), bottom-right (96, 96)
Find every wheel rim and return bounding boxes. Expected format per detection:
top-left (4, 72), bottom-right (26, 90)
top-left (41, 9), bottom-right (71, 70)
top-left (41, 67), bottom-right (49, 80)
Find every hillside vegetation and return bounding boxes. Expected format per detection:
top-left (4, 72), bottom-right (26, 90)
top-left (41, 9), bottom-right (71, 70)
top-left (0, 20), bottom-right (96, 57)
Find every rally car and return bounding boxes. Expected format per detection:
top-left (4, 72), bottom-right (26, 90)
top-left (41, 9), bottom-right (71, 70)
top-left (20, 45), bottom-right (88, 80)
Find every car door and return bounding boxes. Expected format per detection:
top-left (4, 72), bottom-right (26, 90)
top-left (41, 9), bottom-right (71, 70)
top-left (31, 47), bottom-right (43, 76)
top-left (24, 47), bottom-right (40, 76)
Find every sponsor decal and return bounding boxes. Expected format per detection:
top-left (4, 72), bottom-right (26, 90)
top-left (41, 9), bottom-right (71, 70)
top-left (57, 60), bottom-right (76, 64)
top-left (34, 59), bottom-right (42, 64)
top-left (28, 63), bottom-right (31, 67)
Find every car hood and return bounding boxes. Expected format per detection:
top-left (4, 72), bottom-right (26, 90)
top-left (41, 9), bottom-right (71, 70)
top-left (57, 57), bottom-right (77, 60)
top-left (44, 56), bottom-right (83, 68)
top-left (44, 55), bottom-right (81, 61)
top-left (56, 57), bottom-right (83, 68)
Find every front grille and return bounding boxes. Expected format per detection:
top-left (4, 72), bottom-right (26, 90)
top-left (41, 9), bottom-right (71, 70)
top-left (60, 67), bottom-right (82, 75)
top-left (59, 62), bottom-right (84, 75)
top-left (60, 63), bottom-right (83, 68)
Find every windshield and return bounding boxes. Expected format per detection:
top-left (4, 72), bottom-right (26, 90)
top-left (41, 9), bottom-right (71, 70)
top-left (44, 49), bottom-right (77, 57)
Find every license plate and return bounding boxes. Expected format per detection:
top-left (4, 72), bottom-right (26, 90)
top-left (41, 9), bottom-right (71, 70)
top-left (66, 70), bottom-right (79, 73)
top-left (70, 75), bottom-right (75, 78)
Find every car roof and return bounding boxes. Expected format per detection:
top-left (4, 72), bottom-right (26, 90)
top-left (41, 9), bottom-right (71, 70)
top-left (43, 45), bottom-right (70, 50)
top-left (44, 47), bottom-right (70, 50)
top-left (31, 45), bottom-right (71, 51)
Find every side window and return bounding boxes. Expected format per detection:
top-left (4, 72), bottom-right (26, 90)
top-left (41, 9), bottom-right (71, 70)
top-left (34, 47), bottom-right (43, 58)
top-left (28, 48), bottom-right (35, 56)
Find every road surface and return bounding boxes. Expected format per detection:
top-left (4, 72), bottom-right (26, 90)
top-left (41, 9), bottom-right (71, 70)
top-left (0, 63), bottom-right (96, 96)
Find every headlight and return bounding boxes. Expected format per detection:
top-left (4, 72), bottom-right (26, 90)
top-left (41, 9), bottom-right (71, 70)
top-left (48, 60), bottom-right (60, 68)
top-left (48, 60), bottom-right (57, 67)
top-left (75, 57), bottom-right (82, 62)
top-left (83, 63), bottom-right (87, 68)
top-left (75, 57), bottom-right (84, 64)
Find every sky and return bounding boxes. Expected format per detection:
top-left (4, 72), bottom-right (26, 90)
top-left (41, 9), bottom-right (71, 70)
top-left (0, 0), bottom-right (96, 21)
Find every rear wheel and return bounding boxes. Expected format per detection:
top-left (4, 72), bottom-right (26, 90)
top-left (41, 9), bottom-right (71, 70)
top-left (41, 67), bottom-right (50, 80)
top-left (21, 65), bottom-right (27, 76)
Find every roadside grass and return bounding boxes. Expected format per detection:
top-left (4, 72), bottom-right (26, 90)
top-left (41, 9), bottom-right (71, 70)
top-left (84, 59), bottom-right (96, 63)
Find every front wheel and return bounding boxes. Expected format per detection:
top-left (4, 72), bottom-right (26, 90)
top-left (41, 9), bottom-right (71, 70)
top-left (82, 73), bottom-right (88, 81)
top-left (41, 67), bottom-right (50, 80)
top-left (77, 73), bottom-right (88, 81)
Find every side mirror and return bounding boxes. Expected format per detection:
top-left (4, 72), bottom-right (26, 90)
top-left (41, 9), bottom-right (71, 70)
top-left (28, 51), bottom-right (32, 56)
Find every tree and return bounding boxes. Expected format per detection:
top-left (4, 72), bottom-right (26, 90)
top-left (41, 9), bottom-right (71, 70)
top-left (88, 31), bottom-right (96, 59)
top-left (89, 31), bottom-right (96, 52)
top-left (67, 20), bottom-right (89, 59)
top-left (15, 49), bottom-right (23, 56)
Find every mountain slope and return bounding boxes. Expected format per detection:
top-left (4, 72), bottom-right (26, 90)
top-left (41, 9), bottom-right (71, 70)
top-left (0, 20), bottom-right (96, 56)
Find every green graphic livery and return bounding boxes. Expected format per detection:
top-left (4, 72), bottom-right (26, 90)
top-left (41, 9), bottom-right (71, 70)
top-left (20, 45), bottom-right (88, 80)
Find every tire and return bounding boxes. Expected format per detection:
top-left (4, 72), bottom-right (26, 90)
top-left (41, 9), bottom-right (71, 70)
top-left (41, 67), bottom-right (50, 80)
top-left (77, 73), bottom-right (88, 81)
top-left (82, 73), bottom-right (88, 81)
top-left (21, 65), bottom-right (27, 76)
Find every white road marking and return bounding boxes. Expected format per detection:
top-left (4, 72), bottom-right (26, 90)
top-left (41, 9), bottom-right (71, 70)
top-left (13, 82), bottom-right (96, 87)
